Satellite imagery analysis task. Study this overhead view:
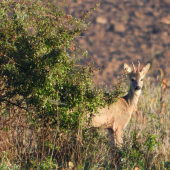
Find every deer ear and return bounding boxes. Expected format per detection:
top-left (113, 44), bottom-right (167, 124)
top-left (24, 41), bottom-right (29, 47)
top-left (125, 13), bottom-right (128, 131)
top-left (124, 63), bottom-right (132, 73)
top-left (140, 63), bottom-right (150, 77)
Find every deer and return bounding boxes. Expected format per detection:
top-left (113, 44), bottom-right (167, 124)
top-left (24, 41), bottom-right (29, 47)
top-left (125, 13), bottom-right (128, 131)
top-left (92, 61), bottom-right (150, 145)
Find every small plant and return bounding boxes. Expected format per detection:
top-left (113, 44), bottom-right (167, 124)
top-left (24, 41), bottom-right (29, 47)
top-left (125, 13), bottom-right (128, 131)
top-left (0, 152), bottom-right (19, 170)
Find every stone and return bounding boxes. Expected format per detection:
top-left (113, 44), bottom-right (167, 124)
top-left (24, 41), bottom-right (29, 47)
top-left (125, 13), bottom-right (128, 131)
top-left (96, 16), bottom-right (108, 24)
top-left (114, 23), bottom-right (126, 32)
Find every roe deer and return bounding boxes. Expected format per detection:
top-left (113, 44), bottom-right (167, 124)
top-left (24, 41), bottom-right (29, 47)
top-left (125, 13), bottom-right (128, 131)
top-left (92, 61), bottom-right (150, 144)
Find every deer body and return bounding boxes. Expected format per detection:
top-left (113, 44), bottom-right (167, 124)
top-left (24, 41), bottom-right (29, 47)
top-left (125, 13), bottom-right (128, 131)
top-left (92, 62), bottom-right (150, 144)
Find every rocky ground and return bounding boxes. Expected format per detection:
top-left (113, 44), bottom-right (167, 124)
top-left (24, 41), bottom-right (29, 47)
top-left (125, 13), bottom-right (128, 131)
top-left (65, 0), bottom-right (170, 85)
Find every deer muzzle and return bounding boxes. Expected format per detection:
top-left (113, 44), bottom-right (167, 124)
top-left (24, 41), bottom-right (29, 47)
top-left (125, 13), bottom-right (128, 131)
top-left (135, 86), bottom-right (141, 90)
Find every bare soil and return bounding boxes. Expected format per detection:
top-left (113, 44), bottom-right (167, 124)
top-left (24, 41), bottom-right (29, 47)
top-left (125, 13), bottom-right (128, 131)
top-left (64, 0), bottom-right (170, 85)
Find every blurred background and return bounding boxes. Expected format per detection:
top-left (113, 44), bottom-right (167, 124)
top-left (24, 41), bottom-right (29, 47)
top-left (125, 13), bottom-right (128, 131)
top-left (63, 0), bottom-right (170, 85)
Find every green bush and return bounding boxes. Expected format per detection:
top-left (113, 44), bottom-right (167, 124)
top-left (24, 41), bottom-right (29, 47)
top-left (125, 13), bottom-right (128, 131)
top-left (0, 0), bottom-right (107, 131)
top-left (0, 1), bottom-right (123, 169)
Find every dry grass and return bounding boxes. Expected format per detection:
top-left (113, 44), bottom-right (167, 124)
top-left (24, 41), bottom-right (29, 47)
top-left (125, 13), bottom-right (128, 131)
top-left (0, 76), bottom-right (170, 169)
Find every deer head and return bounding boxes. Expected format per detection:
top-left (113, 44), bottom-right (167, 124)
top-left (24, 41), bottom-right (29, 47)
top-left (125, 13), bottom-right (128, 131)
top-left (124, 61), bottom-right (150, 91)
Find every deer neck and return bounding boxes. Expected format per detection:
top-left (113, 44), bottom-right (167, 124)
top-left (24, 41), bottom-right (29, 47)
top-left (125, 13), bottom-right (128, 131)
top-left (123, 89), bottom-right (141, 110)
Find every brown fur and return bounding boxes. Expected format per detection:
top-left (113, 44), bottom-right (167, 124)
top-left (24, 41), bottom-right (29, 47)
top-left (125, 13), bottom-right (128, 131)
top-left (92, 62), bottom-right (150, 144)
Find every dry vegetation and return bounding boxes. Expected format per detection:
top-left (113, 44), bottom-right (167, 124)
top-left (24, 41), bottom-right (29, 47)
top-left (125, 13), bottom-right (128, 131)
top-left (0, 74), bottom-right (170, 170)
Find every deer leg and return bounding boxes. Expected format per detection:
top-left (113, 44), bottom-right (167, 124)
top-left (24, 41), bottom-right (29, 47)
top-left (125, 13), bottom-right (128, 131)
top-left (115, 128), bottom-right (123, 144)
top-left (107, 128), bottom-right (115, 148)
top-left (107, 128), bottom-right (116, 159)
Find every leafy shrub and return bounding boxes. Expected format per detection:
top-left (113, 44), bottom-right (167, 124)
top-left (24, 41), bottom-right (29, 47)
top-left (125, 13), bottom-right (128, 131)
top-left (0, 1), bottom-right (123, 169)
